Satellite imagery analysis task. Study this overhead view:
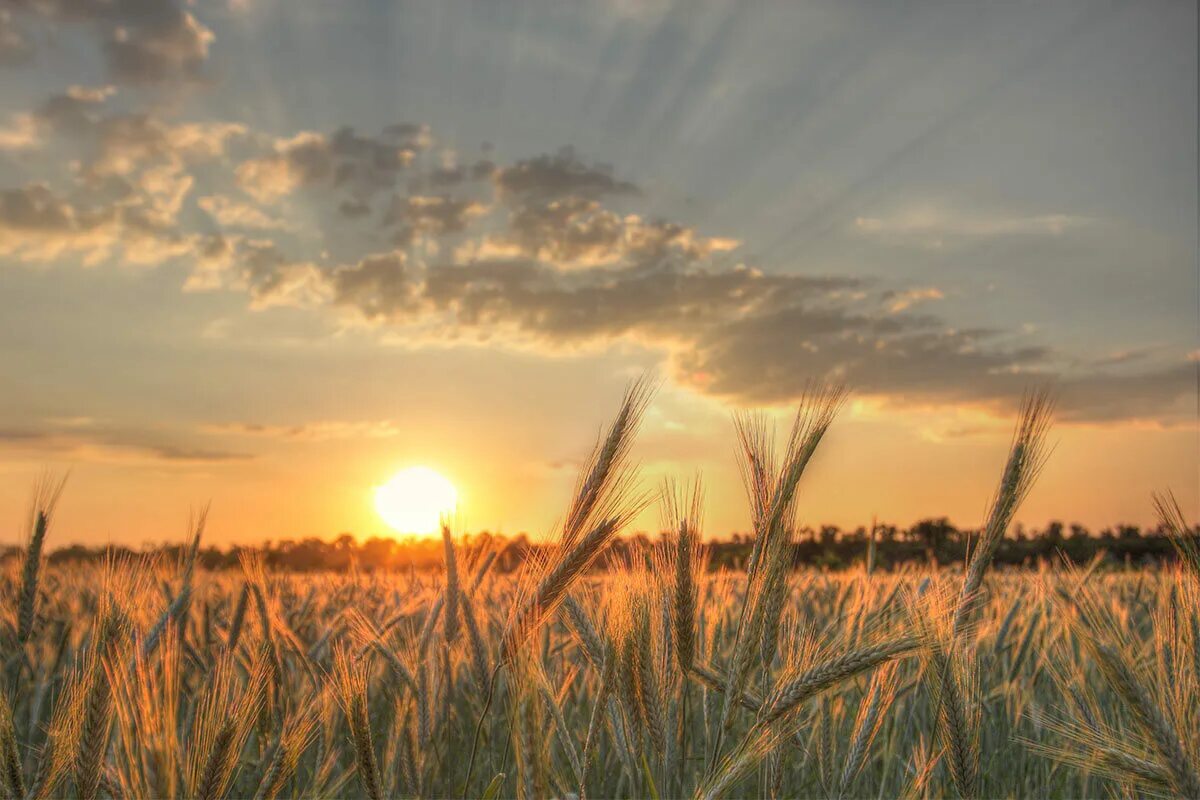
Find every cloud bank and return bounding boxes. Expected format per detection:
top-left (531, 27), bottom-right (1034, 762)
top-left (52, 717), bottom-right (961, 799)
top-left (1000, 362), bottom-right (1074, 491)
top-left (0, 0), bottom-right (1192, 429)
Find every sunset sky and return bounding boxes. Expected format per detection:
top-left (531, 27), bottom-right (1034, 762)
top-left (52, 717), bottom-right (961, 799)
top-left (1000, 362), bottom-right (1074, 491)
top-left (0, 0), bottom-right (1196, 547)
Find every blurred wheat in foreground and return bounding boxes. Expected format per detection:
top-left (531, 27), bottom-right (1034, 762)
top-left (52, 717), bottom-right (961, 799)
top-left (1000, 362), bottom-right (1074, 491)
top-left (2, 381), bottom-right (1197, 799)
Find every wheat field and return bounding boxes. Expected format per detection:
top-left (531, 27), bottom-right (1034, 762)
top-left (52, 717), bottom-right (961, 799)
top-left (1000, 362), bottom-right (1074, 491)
top-left (1, 382), bottom-right (1196, 799)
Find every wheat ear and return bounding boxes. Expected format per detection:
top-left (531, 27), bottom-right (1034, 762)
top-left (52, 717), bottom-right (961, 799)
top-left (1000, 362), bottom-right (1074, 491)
top-left (1153, 490), bottom-right (1200, 578)
top-left (442, 525), bottom-right (461, 645)
top-left (74, 609), bottom-right (127, 800)
top-left (760, 637), bottom-right (920, 725)
top-left (953, 389), bottom-right (1053, 637)
top-left (332, 648), bottom-right (383, 800)
top-left (17, 474), bottom-right (67, 644)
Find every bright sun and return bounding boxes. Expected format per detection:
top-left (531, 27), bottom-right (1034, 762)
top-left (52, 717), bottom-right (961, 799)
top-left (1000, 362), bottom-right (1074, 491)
top-left (374, 466), bottom-right (458, 535)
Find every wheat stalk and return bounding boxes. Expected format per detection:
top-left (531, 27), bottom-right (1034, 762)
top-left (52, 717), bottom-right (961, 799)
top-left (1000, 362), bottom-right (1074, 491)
top-left (836, 661), bottom-right (899, 798)
top-left (953, 389), bottom-right (1053, 637)
top-left (74, 608), bottom-right (126, 800)
top-left (442, 525), bottom-right (461, 645)
top-left (760, 637), bottom-right (919, 725)
top-left (0, 690), bottom-right (24, 800)
top-left (17, 474), bottom-right (67, 644)
top-left (253, 708), bottom-right (318, 800)
top-left (1153, 490), bottom-right (1200, 578)
top-left (926, 642), bottom-right (979, 799)
top-left (332, 648), bottom-right (383, 800)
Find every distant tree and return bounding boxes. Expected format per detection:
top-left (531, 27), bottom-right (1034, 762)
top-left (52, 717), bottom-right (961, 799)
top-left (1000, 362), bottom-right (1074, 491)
top-left (15, 516), bottom-right (1195, 574)
top-left (910, 518), bottom-right (954, 551)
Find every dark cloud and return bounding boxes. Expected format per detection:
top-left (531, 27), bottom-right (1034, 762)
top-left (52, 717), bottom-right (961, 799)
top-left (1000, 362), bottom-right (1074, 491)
top-left (409, 159), bottom-right (497, 191)
top-left (3, 91), bottom-right (1187, 428)
top-left (237, 125), bottom-right (429, 203)
top-left (85, 115), bottom-right (246, 183)
top-left (331, 241), bottom-right (864, 350)
top-left (22, 85), bottom-right (247, 176)
top-left (236, 131), bottom-right (332, 202)
top-left (330, 126), bottom-right (421, 192)
top-left (0, 427), bottom-right (43, 442)
top-left (0, 418), bottom-right (251, 463)
top-left (477, 195), bottom-right (740, 270)
top-left (0, 182), bottom-right (190, 264)
top-left (104, 6), bottom-right (212, 85)
top-left (205, 419), bottom-right (403, 441)
top-left (494, 146), bottom-right (639, 201)
top-left (33, 85), bottom-right (115, 134)
top-left (1054, 363), bottom-right (1197, 423)
top-left (330, 251), bottom-right (419, 319)
top-left (504, 197), bottom-right (625, 266)
top-left (0, 183), bottom-right (75, 229)
top-left (326, 234), bottom-right (1193, 424)
top-left (676, 309), bottom-right (1050, 404)
top-left (148, 443), bottom-right (250, 462)
top-left (675, 308), bottom-right (1195, 423)
top-left (383, 194), bottom-right (486, 243)
top-left (205, 139), bottom-right (1185, 426)
top-left (3, 0), bottom-right (214, 84)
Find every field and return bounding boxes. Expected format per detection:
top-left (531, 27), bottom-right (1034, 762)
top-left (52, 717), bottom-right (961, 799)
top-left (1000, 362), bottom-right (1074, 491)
top-left (1, 383), bottom-right (1197, 799)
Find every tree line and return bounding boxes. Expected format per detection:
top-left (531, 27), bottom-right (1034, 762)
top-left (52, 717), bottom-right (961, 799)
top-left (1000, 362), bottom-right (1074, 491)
top-left (2, 517), bottom-right (1194, 573)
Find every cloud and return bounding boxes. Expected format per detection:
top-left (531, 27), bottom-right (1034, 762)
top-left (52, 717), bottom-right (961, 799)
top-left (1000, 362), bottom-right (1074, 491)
top-left (104, 8), bottom-right (213, 85)
top-left (236, 132), bottom-right (333, 203)
top-left (0, 112), bottom-right (36, 149)
top-left (0, 84), bottom-right (114, 151)
top-left (384, 194), bottom-right (487, 244)
top-left (329, 242), bottom-right (867, 360)
top-left (5, 0), bottom-right (215, 84)
top-left (462, 195), bottom-right (740, 271)
top-left (853, 206), bottom-right (1092, 249)
top-left (0, 173), bottom-right (204, 267)
top-left (183, 236), bottom-right (330, 309)
top-left (0, 92), bottom-right (252, 267)
top-left (14, 85), bottom-right (117, 144)
top-left (236, 125), bottom-right (429, 203)
top-left (494, 146), bottom-right (639, 201)
top-left (675, 311), bottom-right (1051, 406)
top-left (0, 418), bottom-right (251, 464)
top-left (82, 114), bottom-right (248, 179)
top-left (1054, 363), bottom-right (1197, 423)
top-left (330, 251), bottom-right (420, 319)
top-left (204, 419), bottom-right (404, 441)
top-left (0, 85), bottom-right (1185, 429)
top-left (0, 182), bottom-right (191, 265)
top-left (24, 88), bottom-right (247, 213)
top-left (1089, 345), bottom-right (1161, 368)
top-left (214, 138), bottom-right (1196, 425)
top-left (501, 197), bottom-right (625, 266)
top-left (198, 194), bottom-right (291, 231)
top-left (418, 158), bottom-right (497, 189)
top-left (324, 238), bottom-right (1192, 425)
top-left (882, 286), bottom-right (944, 313)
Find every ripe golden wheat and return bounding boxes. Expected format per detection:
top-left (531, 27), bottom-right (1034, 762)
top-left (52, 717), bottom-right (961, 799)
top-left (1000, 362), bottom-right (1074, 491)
top-left (0, 382), bottom-right (1196, 799)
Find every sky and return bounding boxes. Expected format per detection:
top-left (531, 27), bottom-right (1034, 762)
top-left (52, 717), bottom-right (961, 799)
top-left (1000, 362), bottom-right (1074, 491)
top-left (0, 0), bottom-right (1195, 547)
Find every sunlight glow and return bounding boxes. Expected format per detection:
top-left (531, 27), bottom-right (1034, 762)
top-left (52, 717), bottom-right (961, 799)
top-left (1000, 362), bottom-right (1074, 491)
top-left (374, 466), bottom-right (458, 535)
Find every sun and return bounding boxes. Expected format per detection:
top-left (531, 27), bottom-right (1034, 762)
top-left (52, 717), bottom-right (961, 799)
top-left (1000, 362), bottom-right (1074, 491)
top-left (374, 466), bottom-right (458, 536)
